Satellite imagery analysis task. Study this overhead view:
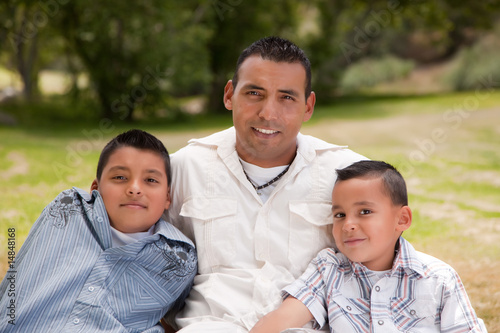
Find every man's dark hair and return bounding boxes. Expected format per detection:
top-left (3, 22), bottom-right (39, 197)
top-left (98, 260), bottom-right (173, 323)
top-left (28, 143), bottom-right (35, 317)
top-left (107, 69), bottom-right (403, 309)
top-left (232, 36), bottom-right (312, 101)
top-left (96, 129), bottom-right (171, 187)
top-left (336, 160), bottom-right (408, 206)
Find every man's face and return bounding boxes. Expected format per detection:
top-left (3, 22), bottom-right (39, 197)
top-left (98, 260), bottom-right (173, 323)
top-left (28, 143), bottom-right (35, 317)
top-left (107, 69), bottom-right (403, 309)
top-left (224, 55), bottom-right (315, 167)
top-left (91, 147), bottom-right (171, 233)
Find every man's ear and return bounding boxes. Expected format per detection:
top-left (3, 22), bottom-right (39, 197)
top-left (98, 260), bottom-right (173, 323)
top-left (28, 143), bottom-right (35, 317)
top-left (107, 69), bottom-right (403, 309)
top-left (303, 91), bottom-right (316, 122)
top-left (396, 205), bottom-right (412, 232)
top-left (223, 80), bottom-right (234, 111)
top-left (90, 179), bottom-right (99, 193)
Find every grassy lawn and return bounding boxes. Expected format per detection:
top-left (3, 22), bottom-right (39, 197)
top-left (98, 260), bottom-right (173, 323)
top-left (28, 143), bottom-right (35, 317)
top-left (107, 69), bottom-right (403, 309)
top-left (1, 90), bottom-right (499, 330)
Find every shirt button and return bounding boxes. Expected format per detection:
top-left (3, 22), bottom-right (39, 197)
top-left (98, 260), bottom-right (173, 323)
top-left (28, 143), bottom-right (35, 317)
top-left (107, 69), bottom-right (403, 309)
top-left (88, 286), bottom-right (95, 292)
top-left (378, 320), bottom-right (384, 326)
top-left (410, 309), bottom-right (416, 316)
top-left (105, 255), bottom-right (112, 261)
top-left (375, 286), bottom-right (381, 292)
top-left (97, 216), bottom-right (104, 223)
top-left (346, 306), bottom-right (352, 311)
top-left (73, 318), bottom-right (80, 324)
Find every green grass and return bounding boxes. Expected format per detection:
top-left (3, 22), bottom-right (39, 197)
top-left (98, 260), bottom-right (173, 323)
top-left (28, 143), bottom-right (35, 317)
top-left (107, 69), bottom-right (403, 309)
top-left (1, 90), bottom-right (500, 330)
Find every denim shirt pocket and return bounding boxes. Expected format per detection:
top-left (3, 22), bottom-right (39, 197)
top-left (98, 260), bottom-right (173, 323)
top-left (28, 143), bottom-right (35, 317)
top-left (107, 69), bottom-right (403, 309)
top-left (180, 196), bottom-right (237, 272)
top-left (288, 200), bottom-right (334, 274)
top-left (391, 297), bottom-right (438, 332)
top-left (105, 263), bottom-right (168, 331)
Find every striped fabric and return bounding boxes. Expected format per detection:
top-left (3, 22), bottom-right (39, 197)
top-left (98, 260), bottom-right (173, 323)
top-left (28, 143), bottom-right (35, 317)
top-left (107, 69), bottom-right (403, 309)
top-left (283, 237), bottom-right (486, 332)
top-left (0, 188), bottom-right (197, 332)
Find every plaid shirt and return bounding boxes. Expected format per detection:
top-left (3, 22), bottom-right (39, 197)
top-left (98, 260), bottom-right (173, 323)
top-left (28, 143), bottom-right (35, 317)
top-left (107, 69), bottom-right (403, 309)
top-left (284, 237), bottom-right (486, 332)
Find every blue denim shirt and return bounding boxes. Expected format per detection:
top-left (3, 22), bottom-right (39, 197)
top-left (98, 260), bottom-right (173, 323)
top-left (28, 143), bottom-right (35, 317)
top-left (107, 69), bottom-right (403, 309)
top-left (0, 188), bottom-right (197, 332)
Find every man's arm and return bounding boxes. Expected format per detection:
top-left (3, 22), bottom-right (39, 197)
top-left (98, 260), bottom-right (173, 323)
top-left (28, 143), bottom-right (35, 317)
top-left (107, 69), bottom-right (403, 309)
top-left (250, 297), bottom-right (314, 333)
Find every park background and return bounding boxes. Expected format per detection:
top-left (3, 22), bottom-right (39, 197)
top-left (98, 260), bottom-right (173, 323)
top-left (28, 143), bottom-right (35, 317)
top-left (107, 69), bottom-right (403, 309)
top-left (1, 0), bottom-right (499, 331)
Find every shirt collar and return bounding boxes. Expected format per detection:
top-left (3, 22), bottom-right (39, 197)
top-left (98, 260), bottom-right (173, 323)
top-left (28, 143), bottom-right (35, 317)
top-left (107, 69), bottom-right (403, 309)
top-left (72, 187), bottom-right (194, 249)
top-left (346, 237), bottom-right (427, 279)
top-left (188, 126), bottom-right (348, 161)
top-left (392, 236), bottom-right (428, 278)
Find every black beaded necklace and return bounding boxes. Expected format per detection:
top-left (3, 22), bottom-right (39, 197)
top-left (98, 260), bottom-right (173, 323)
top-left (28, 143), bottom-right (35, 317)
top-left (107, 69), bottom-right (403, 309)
top-left (243, 164), bottom-right (291, 195)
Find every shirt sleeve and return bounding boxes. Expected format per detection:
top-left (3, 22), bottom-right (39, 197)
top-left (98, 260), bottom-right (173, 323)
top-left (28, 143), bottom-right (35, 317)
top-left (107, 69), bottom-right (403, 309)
top-left (439, 269), bottom-right (487, 332)
top-left (282, 250), bottom-right (334, 329)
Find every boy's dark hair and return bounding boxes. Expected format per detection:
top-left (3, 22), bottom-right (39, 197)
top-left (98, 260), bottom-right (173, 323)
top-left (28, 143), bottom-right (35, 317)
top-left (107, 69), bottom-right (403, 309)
top-left (96, 129), bottom-right (171, 187)
top-left (336, 160), bottom-right (408, 206)
top-left (232, 36), bottom-right (312, 101)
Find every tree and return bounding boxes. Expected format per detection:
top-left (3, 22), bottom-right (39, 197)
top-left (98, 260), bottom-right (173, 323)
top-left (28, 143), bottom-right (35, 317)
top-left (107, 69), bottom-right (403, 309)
top-left (204, 0), bottom-right (300, 114)
top-left (0, 0), bottom-right (44, 101)
top-left (49, 0), bottom-right (211, 121)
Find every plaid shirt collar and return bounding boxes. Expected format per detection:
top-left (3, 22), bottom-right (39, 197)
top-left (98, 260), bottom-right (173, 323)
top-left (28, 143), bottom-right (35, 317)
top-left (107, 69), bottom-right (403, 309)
top-left (346, 237), bottom-right (428, 280)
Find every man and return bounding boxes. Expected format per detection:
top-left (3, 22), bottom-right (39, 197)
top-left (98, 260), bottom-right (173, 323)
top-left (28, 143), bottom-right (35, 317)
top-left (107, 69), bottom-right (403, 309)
top-left (167, 36), bottom-right (366, 332)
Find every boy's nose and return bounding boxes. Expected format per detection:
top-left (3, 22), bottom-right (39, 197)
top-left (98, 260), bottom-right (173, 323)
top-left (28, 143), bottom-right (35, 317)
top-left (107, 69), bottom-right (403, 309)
top-left (127, 181), bottom-right (142, 195)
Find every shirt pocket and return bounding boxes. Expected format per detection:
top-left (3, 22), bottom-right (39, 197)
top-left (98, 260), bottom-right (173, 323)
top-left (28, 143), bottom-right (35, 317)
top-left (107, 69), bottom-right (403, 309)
top-left (288, 200), bottom-right (334, 274)
top-left (180, 196), bottom-right (237, 273)
top-left (328, 295), bottom-right (370, 332)
top-left (391, 297), bottom-right (438, 332)
top-left (105, 266), bottom-right (168, 331)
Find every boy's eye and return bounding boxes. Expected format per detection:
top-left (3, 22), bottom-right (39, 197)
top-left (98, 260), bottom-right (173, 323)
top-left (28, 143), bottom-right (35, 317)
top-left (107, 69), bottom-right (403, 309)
top-left (333, 212), bottom-right (345, 218)
top-left (360, 209), bottom-right (372, 215)
top-left (146, 178), bottom-right (159, 183)
top-left (113, 176), bottom-right (126, 180)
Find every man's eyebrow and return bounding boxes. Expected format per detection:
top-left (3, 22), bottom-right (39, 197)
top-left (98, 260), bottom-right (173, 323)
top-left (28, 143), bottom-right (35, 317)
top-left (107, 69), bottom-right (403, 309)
top-left (278, 89), bottom-right (299, 97)
top-left (242, 83), bottom-right (265, 91)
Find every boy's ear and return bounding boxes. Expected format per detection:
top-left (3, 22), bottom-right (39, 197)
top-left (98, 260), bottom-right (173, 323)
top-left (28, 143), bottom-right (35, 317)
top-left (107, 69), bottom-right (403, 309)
top-left (90, 179), bottom-right (99, 193)
top-left (164, 187), bottom-right (171, 210)
top-left (396, 205), bottom-right (412, 232)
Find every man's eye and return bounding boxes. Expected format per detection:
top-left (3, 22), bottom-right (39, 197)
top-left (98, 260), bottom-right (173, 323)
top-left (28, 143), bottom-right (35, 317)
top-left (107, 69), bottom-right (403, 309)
top-left (360, 209), bottom-right (371, 215)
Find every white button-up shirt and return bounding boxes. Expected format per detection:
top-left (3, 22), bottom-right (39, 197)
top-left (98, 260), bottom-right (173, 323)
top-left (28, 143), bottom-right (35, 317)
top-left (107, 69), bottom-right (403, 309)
top-left (168, 127), bottom-right (366, 331)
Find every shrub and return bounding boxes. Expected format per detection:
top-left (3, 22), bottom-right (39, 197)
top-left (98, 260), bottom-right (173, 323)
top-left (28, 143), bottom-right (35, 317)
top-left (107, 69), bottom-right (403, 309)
top-left (339, 55), bottom-right (415, 92)
top-left (444, 30), bottom-right (500, 91)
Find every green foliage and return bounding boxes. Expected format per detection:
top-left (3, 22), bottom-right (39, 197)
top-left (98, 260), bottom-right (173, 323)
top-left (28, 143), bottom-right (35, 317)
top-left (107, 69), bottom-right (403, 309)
top-left (339, 56), bottom-right (415, 92)
top-left (444, 28), bottom-right (500, 91)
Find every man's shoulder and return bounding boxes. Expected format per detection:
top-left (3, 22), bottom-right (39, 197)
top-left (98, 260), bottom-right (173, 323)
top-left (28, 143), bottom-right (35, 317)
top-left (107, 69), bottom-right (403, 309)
top-left (297, 132), bottom-right (367, 166)
top-left (171, 127), bottom-right (235, 161)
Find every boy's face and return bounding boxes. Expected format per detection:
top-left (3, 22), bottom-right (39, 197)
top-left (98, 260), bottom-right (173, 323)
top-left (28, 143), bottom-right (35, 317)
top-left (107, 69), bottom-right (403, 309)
top-left (331, 177), bottom-right (411, 271)
top-left (91, 146), bottom-right (170, 233)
